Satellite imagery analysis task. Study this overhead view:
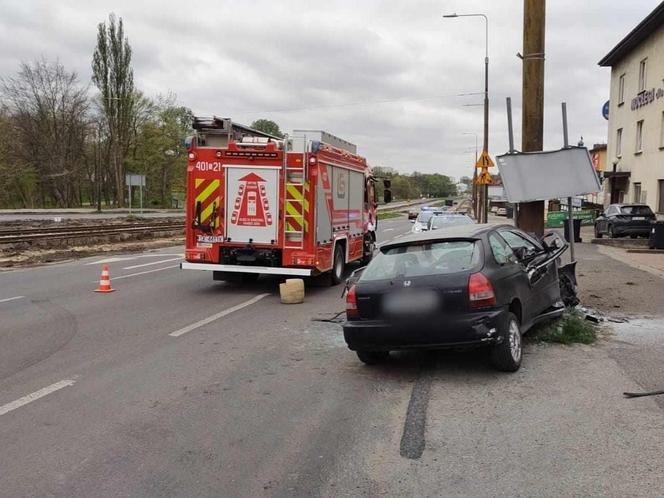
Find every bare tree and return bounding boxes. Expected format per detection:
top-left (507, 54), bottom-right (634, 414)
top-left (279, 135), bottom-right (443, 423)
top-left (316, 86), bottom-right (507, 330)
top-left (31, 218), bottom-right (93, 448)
top-left (1, 59), bottom-right (89, 207)
top-left (92, 13), bottom-right (136, 207)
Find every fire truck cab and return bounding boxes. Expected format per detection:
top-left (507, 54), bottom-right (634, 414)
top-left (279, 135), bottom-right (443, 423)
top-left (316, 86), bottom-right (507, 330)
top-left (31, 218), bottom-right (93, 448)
top-left (181, 117), bottom-right (383, 284)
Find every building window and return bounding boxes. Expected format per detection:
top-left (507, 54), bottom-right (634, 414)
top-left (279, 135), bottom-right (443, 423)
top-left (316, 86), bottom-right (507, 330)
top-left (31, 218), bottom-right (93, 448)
top-left (633, 183), bottom-right (642, 203)
top-left (618, 73), bottom-right (625, 104)
top-left (616, 128), bottom-right (623, 157)
top-left (639, 58), bottom-right (647, 92)
top-left (636, 120), bottom-right (644, 153)
top-left (660, 111), bottom-right (664, 148)
top-left (659, 180), bottom-right (664, 213)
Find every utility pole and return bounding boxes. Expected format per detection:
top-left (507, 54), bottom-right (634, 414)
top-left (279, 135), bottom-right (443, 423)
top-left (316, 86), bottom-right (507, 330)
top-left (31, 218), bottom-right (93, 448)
top-left (517, 0), bottom-right (546, 235)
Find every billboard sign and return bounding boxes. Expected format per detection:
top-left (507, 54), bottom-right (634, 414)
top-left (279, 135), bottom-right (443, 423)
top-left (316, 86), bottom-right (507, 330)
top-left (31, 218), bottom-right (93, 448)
top-left (496, 147), bottom-right (601, 203)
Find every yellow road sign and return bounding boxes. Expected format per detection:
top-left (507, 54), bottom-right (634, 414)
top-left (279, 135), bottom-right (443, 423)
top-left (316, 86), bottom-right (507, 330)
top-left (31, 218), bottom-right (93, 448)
top-left (476, 168), bottom-right (493, 185)
top-left (475, 150), bottom-right (495, 169)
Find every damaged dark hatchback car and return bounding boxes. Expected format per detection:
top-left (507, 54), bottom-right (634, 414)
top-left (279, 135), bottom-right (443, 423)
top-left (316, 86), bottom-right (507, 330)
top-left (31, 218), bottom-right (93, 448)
top-left (343, 224), bottom-right (575, 372)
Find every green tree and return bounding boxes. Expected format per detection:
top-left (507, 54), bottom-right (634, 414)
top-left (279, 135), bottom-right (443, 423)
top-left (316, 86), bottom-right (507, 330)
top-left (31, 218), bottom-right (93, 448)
top-left (0, 107), bottom-right (39, 207)
top-left (92, 13), bottom-right (136, 207)
top-left (250, 119), bottom-right (284, 138)
top-left (126, 95), bottom-right (193, 207)
top-left (1, 59), bottom-right (89, 207)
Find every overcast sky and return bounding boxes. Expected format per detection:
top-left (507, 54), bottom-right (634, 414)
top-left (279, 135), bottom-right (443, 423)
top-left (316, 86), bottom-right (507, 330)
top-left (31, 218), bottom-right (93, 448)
top-left (0, 0), bottom-right (659, 180)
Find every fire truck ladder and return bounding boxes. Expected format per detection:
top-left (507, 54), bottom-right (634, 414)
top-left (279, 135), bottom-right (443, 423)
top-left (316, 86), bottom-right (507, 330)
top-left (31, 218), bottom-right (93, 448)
top-left (284, 149), bottom-right (307, 249)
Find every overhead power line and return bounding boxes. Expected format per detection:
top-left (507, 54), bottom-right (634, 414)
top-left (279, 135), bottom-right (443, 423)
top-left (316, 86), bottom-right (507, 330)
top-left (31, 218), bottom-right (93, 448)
top-left (229, 92), bottom-right (485, 115)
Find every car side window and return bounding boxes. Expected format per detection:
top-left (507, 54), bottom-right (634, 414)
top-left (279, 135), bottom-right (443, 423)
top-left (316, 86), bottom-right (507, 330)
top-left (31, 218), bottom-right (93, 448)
top-left (499, 230), bottom-right (539, 253)
top-left (489, 233), bottom-right (517, 265)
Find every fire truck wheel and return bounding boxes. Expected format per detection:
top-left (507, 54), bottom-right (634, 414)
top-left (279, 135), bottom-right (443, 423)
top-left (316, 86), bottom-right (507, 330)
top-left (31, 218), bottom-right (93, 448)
top-left (361, 234), bottom-right (375, 265)
top-left (331, 244), bottom-right (345, 286)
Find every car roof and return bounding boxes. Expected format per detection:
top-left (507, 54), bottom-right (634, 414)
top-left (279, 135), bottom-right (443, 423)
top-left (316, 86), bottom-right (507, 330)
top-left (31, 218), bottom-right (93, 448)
top-left (382, 223), bottom-right (503, 249)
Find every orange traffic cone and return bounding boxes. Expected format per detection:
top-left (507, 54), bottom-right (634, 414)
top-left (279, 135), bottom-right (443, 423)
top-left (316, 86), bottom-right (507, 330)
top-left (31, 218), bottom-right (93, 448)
top-left (94, 264), bottom-right (115, 293)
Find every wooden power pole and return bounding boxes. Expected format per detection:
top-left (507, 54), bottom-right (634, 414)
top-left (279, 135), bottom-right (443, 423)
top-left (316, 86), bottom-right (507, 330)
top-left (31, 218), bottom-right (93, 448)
top-left (517, 0), bottom-right (546, 235)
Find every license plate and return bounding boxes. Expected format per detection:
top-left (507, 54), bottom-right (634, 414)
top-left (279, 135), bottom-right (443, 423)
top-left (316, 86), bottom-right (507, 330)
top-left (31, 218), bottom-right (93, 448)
top-left (197, 235), bottom-right (224, 243)
top-left (633, 216), bottom-right (645, 220)
top-left (383, 290), bottom-right (439, 315)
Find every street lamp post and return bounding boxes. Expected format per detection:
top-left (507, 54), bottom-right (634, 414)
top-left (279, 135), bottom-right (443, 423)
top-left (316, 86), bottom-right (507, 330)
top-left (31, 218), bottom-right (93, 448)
top-left (444, 13), bottom-right (489, 223)
top-left (463, 132), bottom-right (479, 217)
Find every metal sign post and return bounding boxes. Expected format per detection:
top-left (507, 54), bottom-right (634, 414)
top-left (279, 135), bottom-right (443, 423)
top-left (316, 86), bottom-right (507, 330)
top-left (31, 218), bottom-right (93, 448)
top-left (562, 102), bottom-right (575, 262)
top-left (126, 174), bottom-right (146, 216)
top-left (128, 175), bottom-right (132, 215)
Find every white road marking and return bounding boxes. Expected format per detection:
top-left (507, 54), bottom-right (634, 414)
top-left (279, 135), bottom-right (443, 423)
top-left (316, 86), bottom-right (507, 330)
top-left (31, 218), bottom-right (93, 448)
top-left (0, 295), bottom-right (25, 304)
top-left (0, 379), bottom-right (76, 417)
top-left (383, 228), bottom-right (395, 232)
top-left (122, 257), bottom-right (183, 270)
top-left (86, 254), bottom-right (184, 265)
top-left (169, 293), bottom-right (270, 337)
top-left (97, 265), bottom-right (180, 283)
top-left (85, 257), bottom-right (136, 265)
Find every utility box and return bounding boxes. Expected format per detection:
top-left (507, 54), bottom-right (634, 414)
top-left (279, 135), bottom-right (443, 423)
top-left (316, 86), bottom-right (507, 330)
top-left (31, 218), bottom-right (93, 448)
top-left (649, 221), bottom-right (664, 249)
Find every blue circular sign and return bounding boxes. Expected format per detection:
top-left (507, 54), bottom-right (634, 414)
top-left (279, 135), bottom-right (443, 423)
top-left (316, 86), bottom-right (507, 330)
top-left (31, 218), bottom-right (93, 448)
top-left (602, 100), bottom-right (609, 120)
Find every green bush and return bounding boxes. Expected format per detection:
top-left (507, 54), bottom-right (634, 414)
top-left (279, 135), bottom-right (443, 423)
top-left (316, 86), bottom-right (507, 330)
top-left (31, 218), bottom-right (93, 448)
top-left (533, 310), bottom-right (597, 345)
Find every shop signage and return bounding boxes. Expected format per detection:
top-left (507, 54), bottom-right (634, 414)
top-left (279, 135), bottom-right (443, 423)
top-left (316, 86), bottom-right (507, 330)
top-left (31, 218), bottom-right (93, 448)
top-left (631, 87), bottom-right (664, 110)
top-left (546, 209), bottom-right (596, 228)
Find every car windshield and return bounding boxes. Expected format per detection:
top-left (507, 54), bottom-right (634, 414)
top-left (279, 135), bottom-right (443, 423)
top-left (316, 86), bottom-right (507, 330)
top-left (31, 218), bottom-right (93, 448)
top-left (416, 211), bottom-right (439, 223)
top-left (360, 240), bottom-right (480, 281)
top-left (620, 205), bottom-right (653, 215)
top-left (430, 215), bottom-right (474, 229)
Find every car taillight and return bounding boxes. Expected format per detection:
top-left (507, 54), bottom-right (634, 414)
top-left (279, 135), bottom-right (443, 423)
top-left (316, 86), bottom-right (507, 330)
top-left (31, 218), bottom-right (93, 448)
top-left (468, 272), bottom-right (496, 308)
top-left (346, 285), bottom-right (360, 319)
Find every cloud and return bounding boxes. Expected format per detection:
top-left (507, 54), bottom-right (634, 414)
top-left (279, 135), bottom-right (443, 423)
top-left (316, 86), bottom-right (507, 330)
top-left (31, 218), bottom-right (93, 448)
top-left (0, 0), bottom-right (659, 180)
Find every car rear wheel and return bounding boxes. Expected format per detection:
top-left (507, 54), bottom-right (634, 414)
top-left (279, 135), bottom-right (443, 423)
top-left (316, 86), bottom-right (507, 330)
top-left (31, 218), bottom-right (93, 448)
top-left (490, 312), bottom-right (522, 372)
top-left (594, 224), bottom-right (603, 239)
top-left (356, 350), bottom-right (389, 365)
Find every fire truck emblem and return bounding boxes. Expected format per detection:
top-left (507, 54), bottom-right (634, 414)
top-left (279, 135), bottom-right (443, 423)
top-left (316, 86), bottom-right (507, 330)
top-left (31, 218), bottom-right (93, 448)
top-left (337, 171), bottom-right (347, 198)
top-left (230, 172), bottom-right (273, 227)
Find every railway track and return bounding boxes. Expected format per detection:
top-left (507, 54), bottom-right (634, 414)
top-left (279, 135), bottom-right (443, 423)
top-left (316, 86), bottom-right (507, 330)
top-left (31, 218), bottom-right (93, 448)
top-left (0, 222), bottom-right (185, 245)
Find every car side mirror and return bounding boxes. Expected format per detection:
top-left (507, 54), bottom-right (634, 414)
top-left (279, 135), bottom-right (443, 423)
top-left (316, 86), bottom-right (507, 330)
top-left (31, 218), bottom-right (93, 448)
top-left (513, 246), bottom-right (528, 261)
top-left (541, 232), bottom-right (565, 252)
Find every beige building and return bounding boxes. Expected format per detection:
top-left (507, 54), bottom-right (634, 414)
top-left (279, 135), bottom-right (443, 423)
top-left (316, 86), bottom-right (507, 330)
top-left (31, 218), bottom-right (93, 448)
top-left (599, 2), bottom-right (664, 214)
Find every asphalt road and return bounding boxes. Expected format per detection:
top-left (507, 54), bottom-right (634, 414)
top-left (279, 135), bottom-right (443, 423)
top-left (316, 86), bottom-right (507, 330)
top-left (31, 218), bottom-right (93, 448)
top-left (1, 216), bottom-right (663, 497)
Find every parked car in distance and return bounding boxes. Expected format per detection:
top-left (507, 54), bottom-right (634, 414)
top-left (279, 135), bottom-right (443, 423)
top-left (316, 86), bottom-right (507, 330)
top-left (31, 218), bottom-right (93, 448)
top-left (594, 204), bottom-right (656, 239)
top-left (490, 206), bottom-right (499, 213)
top-left (343, 224), bottom-right (569, 371)
top-left (496, 207), bottom-right (507, 216)
top-left (408, 209), bottom-right (419, 220)
top-left (411, 210), bottom-right (443, 232)
top-left (427, 213), bottom-right (475, 231)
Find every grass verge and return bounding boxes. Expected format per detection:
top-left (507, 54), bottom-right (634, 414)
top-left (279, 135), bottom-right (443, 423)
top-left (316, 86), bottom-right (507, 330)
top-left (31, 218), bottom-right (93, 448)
top-left (378, 211), bottom-right (403, 220)
top-left (531, 310), bottom-right (597, 345)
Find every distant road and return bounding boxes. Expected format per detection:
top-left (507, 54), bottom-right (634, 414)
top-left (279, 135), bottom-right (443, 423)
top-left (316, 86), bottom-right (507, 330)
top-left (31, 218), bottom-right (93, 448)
top-left (0, 198), bottom-right (449, 221)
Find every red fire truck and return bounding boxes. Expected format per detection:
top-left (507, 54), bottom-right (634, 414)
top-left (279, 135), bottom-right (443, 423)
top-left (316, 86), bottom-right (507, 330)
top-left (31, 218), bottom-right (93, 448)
top-left (181, 117), bottom-right (387, 284)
